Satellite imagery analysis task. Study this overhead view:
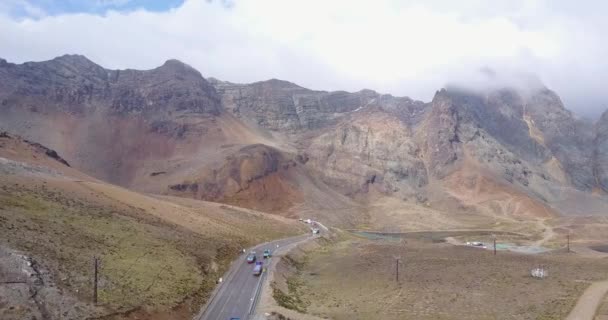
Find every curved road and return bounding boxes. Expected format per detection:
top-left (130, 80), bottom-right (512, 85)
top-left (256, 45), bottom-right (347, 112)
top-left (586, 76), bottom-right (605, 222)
top-left (197, 234), bottom-right (310, 320)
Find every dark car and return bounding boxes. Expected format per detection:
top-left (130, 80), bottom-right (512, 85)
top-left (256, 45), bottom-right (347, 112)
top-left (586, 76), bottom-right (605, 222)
top-left (246, 252), bottom-right (256, 264)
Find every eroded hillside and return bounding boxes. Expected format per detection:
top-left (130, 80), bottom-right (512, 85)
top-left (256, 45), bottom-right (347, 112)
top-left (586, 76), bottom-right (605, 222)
top-left (0, 132), bottom-right (303, 319)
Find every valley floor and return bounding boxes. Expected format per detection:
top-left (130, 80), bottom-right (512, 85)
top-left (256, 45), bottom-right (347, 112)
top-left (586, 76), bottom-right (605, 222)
top-left (275, 232), bottom-right (608, 320)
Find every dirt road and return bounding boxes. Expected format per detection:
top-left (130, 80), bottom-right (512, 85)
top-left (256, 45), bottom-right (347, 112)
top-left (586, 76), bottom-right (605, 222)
top-left (533, 219), bottom-right (555, 247)
top-left (566, 280), bottom-right (608, 320)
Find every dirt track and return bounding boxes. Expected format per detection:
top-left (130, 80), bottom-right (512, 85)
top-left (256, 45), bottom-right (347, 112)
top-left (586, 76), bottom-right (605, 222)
top-left (566, 281), bottom-right (608, 320)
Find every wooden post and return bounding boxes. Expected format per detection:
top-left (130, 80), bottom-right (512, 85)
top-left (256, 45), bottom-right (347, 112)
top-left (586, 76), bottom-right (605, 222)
top-left (567, 234), bottom-right (570, 253)
top-left (493, 237), bottom-right (497, 256)
top-left (396, 258), bottom-right (399, 283)
top-left (93, 257), bottom-right (99, 304)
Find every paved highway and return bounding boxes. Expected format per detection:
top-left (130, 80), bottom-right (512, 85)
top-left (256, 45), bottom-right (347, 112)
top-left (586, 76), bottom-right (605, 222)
top-left (198, 234), bottom-right (310, 320)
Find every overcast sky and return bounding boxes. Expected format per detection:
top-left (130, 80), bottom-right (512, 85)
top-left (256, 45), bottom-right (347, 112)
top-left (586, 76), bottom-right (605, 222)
top-left (1, 0), bottom-right (607, 117)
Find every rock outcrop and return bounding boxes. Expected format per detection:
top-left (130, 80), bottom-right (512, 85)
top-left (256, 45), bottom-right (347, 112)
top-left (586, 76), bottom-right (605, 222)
top-left (306, 110), bottom-right (427, 196)
top-left (523, 89), bottom-right (595, 190)
top-left (0, 132), bottom-right (70, 167)
top-left (595, 110), bottom-right (608, 192)
top-left (212, 78), bottom-right (383, 131)
top-left (0, 55), bottom-right (221, 117)
top-left (169, 144), bottom-right (302, 212)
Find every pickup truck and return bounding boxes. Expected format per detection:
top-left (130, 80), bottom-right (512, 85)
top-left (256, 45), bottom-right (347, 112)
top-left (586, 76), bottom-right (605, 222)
top-left (253, 261), bottom-right (263, 276)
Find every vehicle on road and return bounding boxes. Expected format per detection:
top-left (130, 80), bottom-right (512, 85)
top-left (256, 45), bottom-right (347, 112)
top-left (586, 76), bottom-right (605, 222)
top-left (312, 228), bottom-right (320, 234)
top-left (466, 241), bottom-right (487, 249)
top-left (246, 252), bottom-right (256, 263)
top-left (263, 249), bottom-right (271, 258)
top-left (253, 261), bottom-right (263, 276)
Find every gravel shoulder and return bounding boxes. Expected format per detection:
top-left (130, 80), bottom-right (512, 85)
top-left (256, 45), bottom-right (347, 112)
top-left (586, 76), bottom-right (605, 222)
top-left (254, 235), bottom-right (327, 320)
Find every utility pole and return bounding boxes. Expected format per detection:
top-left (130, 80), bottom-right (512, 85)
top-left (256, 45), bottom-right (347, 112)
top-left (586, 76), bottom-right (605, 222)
top-left (93, 257), bottom-right (99, 304)
top-left (393, 255), bottom-right (401, 283)
top-left (396, 258), bottom-right (399, 282)
top-left (567, 234), bottom-right (570, 253)
top-left (493, 236), bottom-right (497, 256)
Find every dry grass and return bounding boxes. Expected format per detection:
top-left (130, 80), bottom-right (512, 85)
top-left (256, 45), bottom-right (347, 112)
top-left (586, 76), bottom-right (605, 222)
top-left (0, 175), bottom-right (303, 319)
top-left (290, 234), bottom-right (608, 320)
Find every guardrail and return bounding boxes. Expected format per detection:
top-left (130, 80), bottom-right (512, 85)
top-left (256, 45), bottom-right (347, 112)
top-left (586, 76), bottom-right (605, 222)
top-left (249, 264), bottom-right (267, 316)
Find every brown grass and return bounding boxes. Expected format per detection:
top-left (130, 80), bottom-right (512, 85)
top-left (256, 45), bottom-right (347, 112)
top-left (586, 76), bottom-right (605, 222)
top-left (0, 174), bottom-right (303, 319)
top-left (291, 235), bottom-right (608, 320)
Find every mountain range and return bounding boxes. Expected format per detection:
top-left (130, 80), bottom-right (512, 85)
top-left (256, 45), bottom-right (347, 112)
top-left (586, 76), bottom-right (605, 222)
top-left (2, 54), bottom-right (608, 228)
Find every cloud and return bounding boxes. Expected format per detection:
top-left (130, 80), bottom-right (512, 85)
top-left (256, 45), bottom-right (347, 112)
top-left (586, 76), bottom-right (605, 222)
top-left (0, 0), bottom-right (46, 18)
top-left (0, 0), bottom-right (607, 116)
top-left (1, 0), bottom-right (184, 16)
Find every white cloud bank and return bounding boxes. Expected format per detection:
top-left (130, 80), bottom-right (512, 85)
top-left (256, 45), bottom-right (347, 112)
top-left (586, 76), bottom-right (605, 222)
top-left (1, 0), bottom-right (607, 116)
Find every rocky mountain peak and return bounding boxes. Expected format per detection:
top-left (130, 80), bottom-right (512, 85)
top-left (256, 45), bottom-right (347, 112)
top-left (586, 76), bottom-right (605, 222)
top-left (206, 77), bottom-right (222, 84)
top-left (255, 78), bottom-right (304, 90)
top-left (157, 59), bottom-right (202, 77)
top-left (48, 54), bottom-right (104, 72)
top-left (53, 53), bottom-right (93, 63)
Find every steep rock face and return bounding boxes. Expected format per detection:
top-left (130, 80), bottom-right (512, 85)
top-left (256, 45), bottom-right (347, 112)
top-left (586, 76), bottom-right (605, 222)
top-left (168, 144), bottom-right (302, 212)
top-left (0, 55), bottom-right (222, 185)
top-left (474, 90), bottom-right (550, 162)
top-left (595, 110), bottom-right (608, 192)
top-left (213, 75), bottom-right (602, 207)
top-left (416, 88), bottom-right (567, 204)
top-left (417, 90), bottom-right (462, 178)
top-left (212, 77), bottom-right (434, 201)
top-left (212, 78), bottom-right (381, 131)
top-left (372, 94), bottom-right (428, 125)
top-left (306, 110), bottom-right (427, 196)
top-left (524, 89), bottom-right (595, 190)
top-left (0, 55), bottom-right (221, 116)
top-left (108, 59), bottom-right (221, 116)
top-left (420, 89), bottom-right (551, 179)
top-left (211, 76), bottom-right (435, 209)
